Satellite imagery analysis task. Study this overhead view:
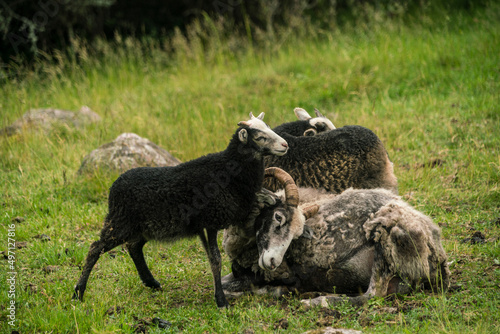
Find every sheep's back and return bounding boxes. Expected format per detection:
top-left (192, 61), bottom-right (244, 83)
top-left (106, 154), bottom-right (260, 239)
top-left (289, 189), bottom-right (397, 267)
top-left (264, 126), bottom-right (397, 193)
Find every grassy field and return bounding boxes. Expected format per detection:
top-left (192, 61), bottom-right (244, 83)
top-left (1, 3), bottom-right (499, 333)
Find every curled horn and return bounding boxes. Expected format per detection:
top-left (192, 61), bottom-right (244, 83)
top-left (302, 204), bottom-right (319, 220)
top-left (264, 167), bottom-right (299, 207)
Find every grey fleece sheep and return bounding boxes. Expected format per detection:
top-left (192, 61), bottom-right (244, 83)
top-left (265, 108), bottom-right (398, 194)
top-left (223, 168), bottom-right (449, 306)
top-left (72, 113), bottom-right (288, 308)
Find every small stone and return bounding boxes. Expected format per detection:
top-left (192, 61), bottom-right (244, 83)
top-left (301, 296), bottom-right (329, 308)
top-left (12, 216), bottom-right (25, 223)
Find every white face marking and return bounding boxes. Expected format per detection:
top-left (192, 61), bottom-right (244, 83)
top-left (258, 209), bottom-right (306, 271)
top-left (294, 107), bottom-right (336, 131)
top-left (242, 113), bottom-right (288, 156)
top-left (310, 117), bottom-right (336, 130)
top-left (259, 244), bottom-right (288, 271)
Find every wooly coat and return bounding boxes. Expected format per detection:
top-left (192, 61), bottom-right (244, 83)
top-left (223, 178), bottom-right (449, 306)
top-left (73, 113), bottom-right (288, 308)
top-left (265, 111), bottom-right (397, 194)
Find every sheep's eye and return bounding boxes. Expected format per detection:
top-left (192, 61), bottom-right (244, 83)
top-left (255, 136), bottom-right (266, 142)
top-left (274, 212), bottom-right (283, 223)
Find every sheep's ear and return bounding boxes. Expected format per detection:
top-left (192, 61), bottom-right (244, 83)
top-left (294, 108), bottom-right (312, 121)
top-left (303, 128), bottom-right (317, 136)
top-left (255, 189), bottom-right (278, 206)
top-left (250, 112), bottom-right (265, 120)
top-left (301, 225), bottom-right (315, 239)
top-left (314, 108), bottom-right (324, 118)
top-left (238, 128), bottom-right (248, 143)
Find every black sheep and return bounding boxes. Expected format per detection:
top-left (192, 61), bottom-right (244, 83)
top-left (73, 113), bottom-right (288, 308)
top-left (265, 109), bottom-right (398, 194)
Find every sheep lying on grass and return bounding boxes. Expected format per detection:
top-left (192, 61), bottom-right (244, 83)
top-left (265, 108), bottom-right (398, 194)
top-left (73, 113), bottom-right (288, 308)
top-left (223, 168), bottom-right (450, 306)
top-left (223, 109), bottom-right (398, 298)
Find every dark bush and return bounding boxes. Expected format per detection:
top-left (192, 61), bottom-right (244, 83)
top-left (0, 0), bottom-right (490, 62)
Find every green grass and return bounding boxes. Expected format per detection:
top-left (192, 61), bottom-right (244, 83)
top-left (1, 3), bottom-right (500, 333)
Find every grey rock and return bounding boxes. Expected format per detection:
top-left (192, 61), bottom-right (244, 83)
top-left (0, 106), bottom-right (101, 136)
top-left (78, 133), bottom-right (181, 175)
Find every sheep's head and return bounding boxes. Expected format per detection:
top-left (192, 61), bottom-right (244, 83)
top-left (255, 168), bottom-right (319, 271)
top-left (294, 107), bottom-right (335, 136)
top-left (238, 113), bottom-right (288, 156)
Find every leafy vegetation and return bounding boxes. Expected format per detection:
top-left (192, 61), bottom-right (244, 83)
top-left (1, 2), bottom-right (499, 333)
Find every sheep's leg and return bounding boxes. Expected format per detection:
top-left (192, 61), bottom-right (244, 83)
top-left (73, 238), bottom-right (122, 301)
top-left (126, 238), bottom-right (161, 289)
top-left (199, 229), bottom-right (229, 308)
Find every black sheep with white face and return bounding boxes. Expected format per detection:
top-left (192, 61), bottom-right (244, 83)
top-left (265, 107), bottom-right (398, 194)
top-left (73, 113), bottom-right (288, 308)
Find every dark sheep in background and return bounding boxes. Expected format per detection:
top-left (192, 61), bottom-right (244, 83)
top-left (265, 107), bottom-right (398, 194)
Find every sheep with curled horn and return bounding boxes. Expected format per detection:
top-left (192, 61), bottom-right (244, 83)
top-left (222, 168), bottom-right (450, 306)
top-left (72, 112), bottom-right (288, 308)
top-left (272, 107), bottom-right (336, 137)
top-left (265, 107), bottom-right (398, 194)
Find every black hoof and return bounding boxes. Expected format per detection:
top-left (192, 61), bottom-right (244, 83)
top-left (72, 289), bottom-right (84, 301)
top-left (216, 297), bottom-right (230, 309)
top-left (145, 280), bottom-right (162, 290)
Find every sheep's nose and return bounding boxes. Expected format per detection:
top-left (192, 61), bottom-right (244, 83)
top-left (281, 142), bottom-right (288, 148)
top-left (270, 258), bottom-right (276, 270)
